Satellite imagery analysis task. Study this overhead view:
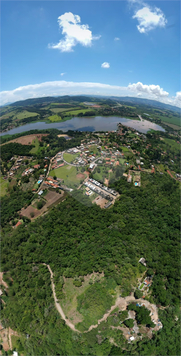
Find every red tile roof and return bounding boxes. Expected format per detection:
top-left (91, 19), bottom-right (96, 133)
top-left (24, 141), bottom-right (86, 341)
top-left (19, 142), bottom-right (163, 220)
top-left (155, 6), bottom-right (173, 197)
top-left (15, 221), bottom-right (22, 228)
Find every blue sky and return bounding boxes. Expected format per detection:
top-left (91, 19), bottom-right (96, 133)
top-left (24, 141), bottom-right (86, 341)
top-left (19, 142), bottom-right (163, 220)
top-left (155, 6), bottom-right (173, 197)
top-left (1, 0), bottom-right (180, 107)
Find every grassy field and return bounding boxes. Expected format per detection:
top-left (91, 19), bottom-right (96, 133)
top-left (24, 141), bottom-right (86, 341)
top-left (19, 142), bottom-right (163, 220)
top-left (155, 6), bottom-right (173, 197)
top-left (0, 176), bottom-right (9, 196)
top-left (76, 278), bottom-right (117, 331)
top-left (0, 111), bottom-right (16, 120)
top-left (47, 114), bottom-right (62, 122)
top-left (163, 138), bottom-right (180, 152)
top-left (63, 152), bottom-right (80, 163)
top-left (15, 110), bottom-right (39, 120)
top-left (50, 165), bottom-right (85, 188)
top-left (162, 122), bottom-right (180, 130)
top-left (61, 276), bottom-right (93, 324)
top-left (63, 108), bottom-right (96, 116)
top-left (158, 115), bottom-right (180, 127)
top-left (50, 106), bottom-right (82, 114)
top-left (30, 137), bottom-right (40, 154)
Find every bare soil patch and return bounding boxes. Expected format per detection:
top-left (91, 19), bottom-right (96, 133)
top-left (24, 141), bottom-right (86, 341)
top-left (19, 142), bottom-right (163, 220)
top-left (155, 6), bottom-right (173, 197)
top-left (1, 133), bottom-right (48, 146)
top-left (57, 134), bottom-right (70, 138)
top-left (104, 178), bottom-right (109, 186)
top-left (93, 196), bottom-right (108, 208)
top-left (45, 190), bottom-right (63, 204)
top-left (0, 326), bottom-right (9, 351)
top-left (76, 173), bottom-right (85, 179)
top-left (0, 273), bottom-right (8, 289)
top-left (21, 191), bottom-right (63, 220)
top-left (21, 205), bottom-right (40, 219)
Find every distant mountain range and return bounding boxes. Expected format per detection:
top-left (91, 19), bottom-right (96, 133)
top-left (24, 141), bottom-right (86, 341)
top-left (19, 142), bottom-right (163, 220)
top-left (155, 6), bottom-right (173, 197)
top-left (1, 95), bottom-right (180, 114)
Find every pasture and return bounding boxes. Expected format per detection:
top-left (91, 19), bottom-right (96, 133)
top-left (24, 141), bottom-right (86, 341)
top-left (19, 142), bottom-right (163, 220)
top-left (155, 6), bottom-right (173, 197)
top-left (15, 110), bottom-right (39, 120)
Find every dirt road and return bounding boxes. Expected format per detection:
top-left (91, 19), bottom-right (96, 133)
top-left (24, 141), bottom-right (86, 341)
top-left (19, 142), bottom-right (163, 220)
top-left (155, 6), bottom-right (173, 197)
top-left (43, 264), bottom-right (159, 334)
top-left (43, 264), bottom-right (80, 333)
top-left (0, 272), bottom-right (8, 289)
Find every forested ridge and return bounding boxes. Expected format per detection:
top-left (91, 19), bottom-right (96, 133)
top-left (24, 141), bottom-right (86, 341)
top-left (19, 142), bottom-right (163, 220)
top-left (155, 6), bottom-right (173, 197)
top-left (1, 171), bottom-right (180, 355)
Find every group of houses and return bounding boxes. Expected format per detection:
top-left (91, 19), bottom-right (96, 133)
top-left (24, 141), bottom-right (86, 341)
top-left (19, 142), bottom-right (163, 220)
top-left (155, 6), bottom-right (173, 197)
top-left (43, 177), bottom-right (61, 189)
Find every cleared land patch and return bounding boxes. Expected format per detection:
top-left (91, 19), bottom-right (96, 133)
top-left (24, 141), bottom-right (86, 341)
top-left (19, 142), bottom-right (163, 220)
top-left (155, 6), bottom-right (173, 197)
top-left (61, 273), bottom-right (104, 325)
top-left (1, 133), bottom-right (48, 146)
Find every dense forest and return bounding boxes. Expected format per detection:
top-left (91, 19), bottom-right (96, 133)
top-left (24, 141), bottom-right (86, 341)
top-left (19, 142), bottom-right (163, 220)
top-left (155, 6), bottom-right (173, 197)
top-left (1, 171), bottom-right (180, 355)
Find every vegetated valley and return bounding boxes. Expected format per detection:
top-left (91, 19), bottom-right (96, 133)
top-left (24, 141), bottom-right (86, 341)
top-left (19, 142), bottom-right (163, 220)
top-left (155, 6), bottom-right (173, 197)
top-left (0, 96), bottom-right (180, 356)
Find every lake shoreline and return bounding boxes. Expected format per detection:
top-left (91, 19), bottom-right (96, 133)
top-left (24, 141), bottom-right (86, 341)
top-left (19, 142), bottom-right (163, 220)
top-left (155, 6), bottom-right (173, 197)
top-left (0, 115), bottom-right (165, 137)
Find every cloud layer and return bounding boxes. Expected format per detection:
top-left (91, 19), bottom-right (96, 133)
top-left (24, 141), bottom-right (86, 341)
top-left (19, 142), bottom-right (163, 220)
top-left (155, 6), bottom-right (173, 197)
top-left (128, 82), bottom-right (169, 97)
top-left (101, 62), bottom-right (110, 68)
top-left (0, 81), bottom-right (180, 108)
top-left (133, 5), bottom-right (167, 33)
top-left (49, 12), bottom-right (100, 52)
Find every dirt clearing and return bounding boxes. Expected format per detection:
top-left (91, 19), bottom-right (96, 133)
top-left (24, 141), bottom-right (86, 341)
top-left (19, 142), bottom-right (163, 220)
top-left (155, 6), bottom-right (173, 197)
top-left (93, 196), bottom-right (108, 208)
top-left (21, 205), bottom-right (41, 219)
top-left (45, 190), bottom-right (63, 205)
top-left (76, 173), bottom-right (85, 179)
top-left (1, 133), bottom-right (48, 146)
top-left (21, 190), bottom-right (64, 220)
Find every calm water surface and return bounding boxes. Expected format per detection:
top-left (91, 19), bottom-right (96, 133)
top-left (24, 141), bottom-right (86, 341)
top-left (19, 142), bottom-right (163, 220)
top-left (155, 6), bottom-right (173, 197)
top-left (0, 116), bottom-right (165, 136)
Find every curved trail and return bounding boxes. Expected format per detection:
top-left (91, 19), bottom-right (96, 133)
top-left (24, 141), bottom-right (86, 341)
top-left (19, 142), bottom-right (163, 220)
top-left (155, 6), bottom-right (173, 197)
top-left (43, 264), bottom-right (80, 333)
top-left (44, 264), bottom-right (159, 334)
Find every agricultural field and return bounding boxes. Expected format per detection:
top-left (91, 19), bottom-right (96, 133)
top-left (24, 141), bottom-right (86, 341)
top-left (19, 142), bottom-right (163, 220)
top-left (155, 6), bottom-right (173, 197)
top-left (1, 133), bottom-right (48, 146)
top-left (15, 110), bottom-right (39, 120)
top-left (162, 137), bottom-right (180, 152)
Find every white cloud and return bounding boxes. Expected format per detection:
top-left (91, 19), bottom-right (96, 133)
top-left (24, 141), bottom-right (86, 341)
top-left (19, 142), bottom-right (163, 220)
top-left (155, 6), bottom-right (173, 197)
top-left (60, 73), bottom-right (66, 76)
top-left (48, 12), bottom-right (100, 52)
top-left (175, 91), bottom-right (181, 102)
top-left (133, 6), bottom-right (167, 33)
top-left (0, 80), bottom-right (180, 108)
top-left (101, 62), bottom-right (110, 68)
top-left (114, 37), bottom-right (120, 41)
top-left (128, 82), bottom-right (169, 97)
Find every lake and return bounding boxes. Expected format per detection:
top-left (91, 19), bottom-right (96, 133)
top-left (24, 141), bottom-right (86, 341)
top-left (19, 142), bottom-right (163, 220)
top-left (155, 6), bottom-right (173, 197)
top-left (0, 116), bottom-right (165, 136)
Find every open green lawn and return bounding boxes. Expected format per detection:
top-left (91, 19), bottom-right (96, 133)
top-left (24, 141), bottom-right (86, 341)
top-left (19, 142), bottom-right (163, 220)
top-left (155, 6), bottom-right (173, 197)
top-left (15, 110), bottom-right (39, 120)
top-left (30, 137), bottom-right (40, 154)
top-left (47, 114), bottom-right (62, 122)
top-left (63, 152), bottom-right (80, 163)
top-left (0, 176), bottom-right (9, 196)
top-left (121, 146), bottom-right (130, 153)
top-left (50, 165), bottom-right (85, 188)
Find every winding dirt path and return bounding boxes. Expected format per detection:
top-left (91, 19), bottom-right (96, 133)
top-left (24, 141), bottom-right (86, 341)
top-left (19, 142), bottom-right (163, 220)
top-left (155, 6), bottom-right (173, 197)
top-left (43, 264), bottom-right (80, 333)
top-left (43, 264), bottom-right (159, 334)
